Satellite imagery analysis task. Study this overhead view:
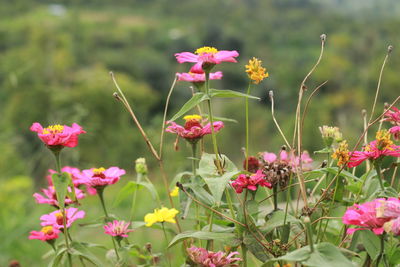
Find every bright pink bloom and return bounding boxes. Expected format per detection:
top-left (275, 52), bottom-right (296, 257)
top-left (33, 186), bottom-right (85, 207)
top-left (384, 107), bottom-right (400, 124)
top-left (30, 123), bottom-right (86, 148)
top-left (262, 150), bottom-right (313, 171)
top-left (175, 47), bottom-right (239, 73)
top-left (80, 167), bottom-right (126, 189)
top-left (343, 199), bottom-right (390, 235)
top-left (104, 220), bottom-right (134, 238)
top-left (177, 71), bottom-right (223, 83)
top-left (231, 170), bottom-right (271, 193)
top-left (376, 198), bottom-right (400, 219)
top-left (40, 207), bottom-right (85, 229)
top-left (348, 140), bottom-right (400, 168)
top-left (166, 115), bottom-right (224, 141)
top-left (29, 226), bottom-right (60, 241)
top-left (187, 246), bottom-right (241, 267)
top-left (390, 126), bottom-right (400, 140)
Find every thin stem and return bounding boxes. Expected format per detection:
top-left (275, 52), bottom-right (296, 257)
top-left (241, 244), bottom-right (248, 267)
top-left (245, 82), bottom-right (251, 170)
top-left (283, 172), bottom-right (293, 225)
top-left (268, 90), bottom-right (291, 150)
top-left (376, 234), bottom-right (385, 267)
top-left (273, 185), bottom-right (278, 211)
top-left (207, 211), bottom-right (215, 250)
top-left (162, 223), bottom-right (172, 267)
top-left (191, 143), bottom-right (197, 176)
top-left (374, 163), bottom-right (385, 191)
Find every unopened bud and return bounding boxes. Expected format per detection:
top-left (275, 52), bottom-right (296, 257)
top-left (319, 125), bottom-right (342, 147)
top-left (320, 34), bottom-right (327, 42)
top-left (388, 45), bottom-right (393, 53)
top-left (361, 109), bottom-right (367, 116)
top-left (269, 90), bottom-right (274, 101)
top-left (135, 158), bottom-right (148, 175)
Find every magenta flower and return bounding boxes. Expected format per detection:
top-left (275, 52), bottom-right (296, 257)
top-left (177, 71), bottom-right (223, 83)
top-left (33, 186), bottom-right (85, 207)
top-left (384, 107), bottom-right (400, 124)
top-left (231, 170), bottom-right (271, 194)
top-left (175, 46), bottom-right (239, 73)
top-left (348, 140), bottom-right (400, 168)
top-left (30, 123), bottom-right (86, 148)
top-left (262, 150), bottom-right (313, 171)
top-left (390, 126), bottom-right (400, 140)
top-left (343, 199), bottom-right (390, 235)
top-left (80, 167), bottom-right (126, 190)
top-left (104, 220), bottom-right (134, 238)
top-left (166, 115), bottom-right (224, 142)
top-left (187, 246), bottom-right (241, 267)
top-left (40, 207), bottom-right (85, 229)
top-left (29, 226), bottom-right (60, 241)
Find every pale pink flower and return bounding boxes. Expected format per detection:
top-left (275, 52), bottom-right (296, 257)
top-left (187, 246), bottom-right (241, 267)
top-left (343, 199), bottom-right (389, 235)
top-left (33, 186), bottom-right (85, 207)
top-left (80, 167), bottom-right (126, 190)
top-left (166, 115), bottom-right (224, 142)
top-left (348, 140), bottom-right (400, 168)
top-left (29, 226), bottom-right (60, 241)
top-left (376, 198), bottom-right (400, 219)
top-left (30, 123), bottom-right (85, 148)
top-left (177, 71), bottom-right (223, 83)
top-left (40, 207), bottom-right (85, 229)
top-left (104, 220), bottom-right (134, 238)
top-left (175, 46), bottom-right (239, 73)
top-left (231, 170), bottom-right (271, 194)
top-left (384, 107), bottom-right (400, 125)
top-left (390, 126), bottom-right (400, 140)
top-left (262, 150), bottom-right (313, 171)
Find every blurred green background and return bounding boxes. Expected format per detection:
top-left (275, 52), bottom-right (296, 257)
top-left (1, 0), bottom-right (400, 265)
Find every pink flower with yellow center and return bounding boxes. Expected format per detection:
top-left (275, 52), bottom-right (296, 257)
top-left (348, 130), bottom-right (400, 168)
top-left (33, 185), bottom-right (85, 207)
top-left (30, 123), bottom-right (86, 148)
top-left (40, 207), bottom-right (85, 229)
top-left (80, 167), bottom-right (126, 190)
top-left (231, 170), bottom-right (271, 194)
top-left (177, 71), bottom-right (223, 83)
top-left (104, 220), bottom-right (134, 238)
top-left (262, 150), bottom-right (313, 171)
top-left (29, 225), bottom-right (60, 241)
top-left (187, 246), bottom-right (241, 267)
top-left (166, 115), bottom-right (224, 143)
top-left (175, 46), bottom-right (239, 73)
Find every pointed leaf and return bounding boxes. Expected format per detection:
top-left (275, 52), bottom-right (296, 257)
top-left (168, 230), bottom-right (236, 247)
top-left (51, 173), bottom-right (69, 209)
top-left (203, 171), bottom-right (238, 206)
top-left (209, 89), bottom-right (260, 100)
top-left (169, 92), bottom-right (209, 121)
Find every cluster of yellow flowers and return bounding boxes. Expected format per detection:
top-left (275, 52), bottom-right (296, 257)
top-left (375, 129), bottom-right (393, 151)
top-left (245, 57), bottom-right (269, 84)
top-left (144, 207), bottom-right (179, 227)
top-left (332, 140), bottom-right (350, 166)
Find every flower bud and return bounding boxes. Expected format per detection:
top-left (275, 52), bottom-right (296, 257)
top-left (135, 158), bottom-right (148, 175)
top-left (319, 125), bottom-right (342, 147)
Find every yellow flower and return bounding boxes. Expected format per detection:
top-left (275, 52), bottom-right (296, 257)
top-left (170, 186), bottom-right (179, 197)
top-left (332, 140), bottom-right (350, 166)
top-left (144, 207), bottom-right (179, 227)
top-left (245, 57), bottom-right (269, 84)
top-left (376, 129), bottom-right (393, 150)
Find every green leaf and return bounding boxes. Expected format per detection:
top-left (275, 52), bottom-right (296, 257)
top-left (113, 181), bottom-right (141, 207)
top-left (202, 171), bottom-right (238, 206)
top-left (306, 167), bottom-right (361, 182)
top-left (51, 173), bottom-right (69, 209)
top-left (168, 230), bottom-right (236, 247)
top-left (314, 147), bottom-right (333, 154)
top-left (185, 176), bottom-right (215, 206)
top-left (198, 153), bottom-right (238, 177)
top-left (209, 89), bottom-right (260, 100)
top-left (130, 221), bottom-right (146, 229)
top-left (169, 92), bottom-right (209, 121)
top-left (359, 230), bottom-right (380, 260)
top-left (48, 247), bottom-right (67, 267)
top-left (65, 172), bottom-right (77, 202)
top-left (261, 210), bottom-right (302, 233)
top-left (203, 114), bottom-right (238, 123)
top-left (243, 232), bottom-right (270, 262)
top-left (70, 241), bottom-right (103, 266)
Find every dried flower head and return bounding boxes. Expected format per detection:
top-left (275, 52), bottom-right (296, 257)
top-left (245, 57), bottom-right (269, 84)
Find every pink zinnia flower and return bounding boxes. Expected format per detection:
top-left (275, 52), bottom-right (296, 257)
top-left (384, 107), bottom-right (400, 124)
top-left (187, 246), bottom-right (241, 267)
top-left (166, 115), bottom-right (224, 142)
top-left (389, 126), bottom-right (400, 140)
top-left (177, 71), bottom-right (223, 83)
top-left (80, 167), bottom-right (126, 190)
top-left (231, 170), bottom-right (271, 194)
top-left (30, 123), bottom-right (86, 148)
top-left (348, 131), bottom-right (400, 168)
top-left (33, 186), bottom-right (85, 207)
top-left (46, 166), bottom-right (85, 187)
top-left (262, 150), bottom-right (313, 171)
top-left (104, 220), bottom-right (134, 238)
top-left (40, 207), bottom-right (85, 229)
top-left (175, 46), bottom-right (239, 73)
top-left (29, 226), bottom-right (60, 241)
top-left (342, 199), bottom-right (390, 235)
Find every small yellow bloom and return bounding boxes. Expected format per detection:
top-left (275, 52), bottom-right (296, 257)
top-left (170, 186), bottom-right (179, 197)
top-left (376, 129), bottom-right (393, 150)
top-left (245, 57), bottom-right (269, 84)
top-left (183, 114), bottom-right (202, 122)
top-left (144, 207), bottom-right (179, 227)
top-left (195, 46), bottom-right (218, 55)
top-left (42, 124), bottom-right (64, 134)
top-left (332, 140), bottom-right (350, 166)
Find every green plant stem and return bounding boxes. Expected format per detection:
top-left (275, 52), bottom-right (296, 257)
top-left (376, 234), bottom-right (385, 267)
top-left (273, 185), bottom-right (278, 211)
top-left (283, 173), bottom-right (293, 225)
top-left (204, 71), bottom-right (223, 175)
top-left (374, 162), bottom-right (385, 191)
top-left (161, 223), bottom-right (172, 267)
top-left (53, 152), bottom-right (72, 267)
top-left (207, 211), bottom-right (214, 250)
top-left (241, 244), bottom-right (248, 267)
top-left (245, 82), bottom-right (251, 170)
top-left (97, 188), bottom-right (120, 261)
top-left (191, 143), bottom-right (197, 176)
top-left (129, 173), bottom-right (142, 222)
top-left (304, 218), bottom-right (314, 253)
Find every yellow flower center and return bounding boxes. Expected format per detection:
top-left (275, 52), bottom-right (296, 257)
top-left (376, 129), bottom-right (393, 150)
top-left (55, 212), bottom-right (64, 225)
top-left (332, 140), bottom-right (350, 166)
top-left (41, 226), bottom-right (54, 235)
top-left (195, 46), bottom-right (218, 55)
top-left (93, 167), bottom-right (106, 175)
top-left (42, 124), bottom-right (64, 134)
top-left (183, 114), bottom-right (202, 122)
top-left (245, 57), bottom-right (269, 84)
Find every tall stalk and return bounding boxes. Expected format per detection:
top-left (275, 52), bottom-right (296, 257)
top-left (245, 82), bottom-right (251, 170)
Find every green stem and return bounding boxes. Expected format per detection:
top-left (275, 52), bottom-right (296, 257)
top-left (245, 83), bottom-right (251, 170)
top-left (304, 217), bottom-right (314, 253)
top-left (204, 71), bottom-right (223, 175)
top-left (273, 185), bottom-right (278, 211)
top-left (130, 173), bottom-right (142, 222)
top-left (283, 173), bottom-right (293, 225)
top-left (191, 143), bottom-right (197, 176)
top-left (374, 162), bottom-right (385, 191)
top-left (241, 244), bottom-right (248, 267)
top-left (161, 223), bottom-right (172, 267)
top-left (207, 211), bottom-right (214, 250)
top-left (376, 234), bottom-right (385, 267)
top-left (97, 188), bottom-right (120, 261)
